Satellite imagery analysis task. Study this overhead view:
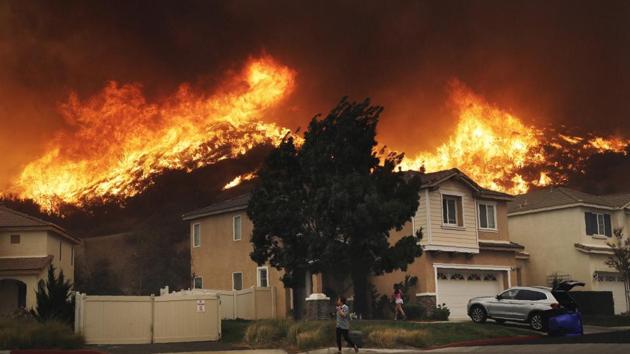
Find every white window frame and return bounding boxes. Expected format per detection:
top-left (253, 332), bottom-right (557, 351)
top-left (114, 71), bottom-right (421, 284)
top-left (193, 276), bottom-right (203, 289)
top-left (595, 213), bottom-right (608, 237)
top-left (477, 201), bottom-right (498, 231)
top-left (233, 215), bottom-right (242, 241)
top-left (257, 266), bottom-right (269, 288)
top-left (441, 193), bottom-right (463, 227)
top-left (232, 272), bottom-right (243, 290)
top-left (192, 223), bottom-right (201, 248)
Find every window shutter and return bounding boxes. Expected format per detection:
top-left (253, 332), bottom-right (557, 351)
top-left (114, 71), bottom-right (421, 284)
top-left (604, 214), bottom-right (612, 237)
top-left (585, 212), bottom-right (596, 235)
top-left (456, 198), bottom-right (463, 226)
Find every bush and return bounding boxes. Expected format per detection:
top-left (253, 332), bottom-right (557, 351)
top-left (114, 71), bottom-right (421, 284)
top-left (287, 321), bottom-right (334, 350)
top-left (366, 328), bottom-right (427, 347)
top-left (0, 319), bottom-right (84, 349)
top-left (244, 319), bottom-right (290, 347)
top-left (431, 304), bottom-right (450, 321)
top-left (404, 304), bottom-right (426, 320)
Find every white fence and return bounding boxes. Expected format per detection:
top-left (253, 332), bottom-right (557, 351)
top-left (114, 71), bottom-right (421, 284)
top-left (164, 286), bottom-right (277, 320)
top-left (74, 292), bottom-right (221, 345)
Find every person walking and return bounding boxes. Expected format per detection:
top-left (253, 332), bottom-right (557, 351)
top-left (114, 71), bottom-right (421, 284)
top-left (393, 286), bottom-right (406, 320)
top-left (335, 296), bottom-right (358, 353)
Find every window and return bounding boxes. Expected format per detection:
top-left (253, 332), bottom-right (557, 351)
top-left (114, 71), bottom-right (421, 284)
top-left (233, 215), bottom-right (242, 241)
top-left (193, 276), bottom-right (203, 289)
top-left (437, 272), bottom-right (448, 280)
top-left (450, 273), bottom-right (464, 280)
top-left (192, 223), bottom-right (201, 247)
top-left (232, 272), bottom-right (243, 290)
top-left (467, 273), bottom-right (481, 281)
top-left (498, 289), bottom-right (519, 300)
top-left (442, 195), bottom-right (463, 226)
top-left (478, 202), bottom-right (497, 230)
top-left (483, 273), bottom-right (497, 281)
top-left (585, 212), bottom-right (612, 237)
top-left (515, 290), bottom-right (547, 301)
top-left (10, 234), bottom-right (20, 244)
top-left (257, 267), bottom-right (269, 287)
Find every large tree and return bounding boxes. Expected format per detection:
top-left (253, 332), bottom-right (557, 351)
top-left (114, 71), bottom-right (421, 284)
top-left (248, 98), bottom-right (422, 316)
top-left (606, 228), bottom-right (630, 313)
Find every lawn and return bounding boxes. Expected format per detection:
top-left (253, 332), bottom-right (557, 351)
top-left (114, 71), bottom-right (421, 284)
top-left (582, 315), bottom-right (630, 327)
top-left (222, 319), bottom-right (534, 350)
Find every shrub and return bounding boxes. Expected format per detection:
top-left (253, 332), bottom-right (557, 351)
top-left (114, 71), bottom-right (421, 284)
top-left (0, 319), bottom-right (84, 349)
top-left (31, 265), bottom-right (74, 325)
top-left (287, 321), bottom-right (334, 350)
top-left (366, 328), bottom-right (427, 347)
top-left (431, 304), bottom-right (450, 321)
top-left (404, 304), bottom-right (426, 320)
top-left (244, 319), bottom-right (290, 347)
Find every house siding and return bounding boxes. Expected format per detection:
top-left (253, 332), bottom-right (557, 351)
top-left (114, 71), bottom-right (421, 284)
top-left (428, 180), bottom-right (478, 250)
top-left (0, 231), bottom-right (48, 257)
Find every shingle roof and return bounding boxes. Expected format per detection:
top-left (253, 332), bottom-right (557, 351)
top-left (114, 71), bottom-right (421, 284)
top-left (405, 168), bottom-right (513, 200)
top-left (182, 194), bottom-right (250, 220)
top-left (0, 255), bottom-right (53, 274)
top-left (0, 206), bottom-right (80, 244)
top-left (508, 187), bottom-right (630, 214)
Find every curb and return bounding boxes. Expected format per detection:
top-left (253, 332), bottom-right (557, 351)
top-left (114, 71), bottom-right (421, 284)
top-left (426, 335), bottom-right (543, 349)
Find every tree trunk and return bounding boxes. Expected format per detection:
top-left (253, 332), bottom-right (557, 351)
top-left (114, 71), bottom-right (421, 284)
top-left (351, 268), bottom-right (369, 318)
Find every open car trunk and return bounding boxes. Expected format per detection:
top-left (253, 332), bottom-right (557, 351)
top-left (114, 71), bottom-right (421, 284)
top-left (547, 280), bottom-right (585, 336)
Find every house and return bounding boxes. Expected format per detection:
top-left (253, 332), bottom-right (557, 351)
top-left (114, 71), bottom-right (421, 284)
top-left (508, 187), bottom-right (630, 314)
top-left (184, 168), bottom-right (528, 320)
top-left (370, 169), bottom-right (528, 319)
top-left (0, 206), bottom-right (80, 314)
top-left (182, 195), bottom-right (291, 318)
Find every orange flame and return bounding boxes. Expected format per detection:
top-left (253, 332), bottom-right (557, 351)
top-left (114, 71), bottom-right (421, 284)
top-left (12, 57), bottom-right (295, 210)
top-left (400, 82), bottom-right (628, 194)
top-left (222, 172), bottom-right (257, 190)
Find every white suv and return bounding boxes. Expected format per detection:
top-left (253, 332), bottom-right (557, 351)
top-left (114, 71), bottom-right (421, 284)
top-left (467, 281), bottom-right (584, 331)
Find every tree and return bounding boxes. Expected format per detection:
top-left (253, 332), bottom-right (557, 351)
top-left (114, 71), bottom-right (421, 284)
top-left (31, 264), bottom-right (75, 325)
top-left (606, 228), bottom-right (630, 313)
top-left (248, 98), bottom-right (423, 317)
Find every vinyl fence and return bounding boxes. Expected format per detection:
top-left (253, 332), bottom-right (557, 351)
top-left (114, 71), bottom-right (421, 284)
top-left (74, 292), bottom-right (221, 345)
top-left (165, 286), bottom-right (277, 320)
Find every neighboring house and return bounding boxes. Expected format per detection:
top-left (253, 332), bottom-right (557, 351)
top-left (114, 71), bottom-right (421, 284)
top-left (185, 168), bottom-right (528, 320)
top-left (371, 169), bottom-right (528, 319)
top-left (508, 187), bottom-right (630, 314)
top-left (0, 206), bottom-right (80, 314)
top-left (183, 195), bottom-right (291, 318)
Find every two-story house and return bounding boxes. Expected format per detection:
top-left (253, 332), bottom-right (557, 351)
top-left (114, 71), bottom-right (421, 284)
top-left (371, 169), bottom-right (528, 319)
top-left (0, 206), bottom-right (80, 314)
top-left (508, 187), bottom-right (630, 314)
top-left (185, 168), bottom-right (527, 320)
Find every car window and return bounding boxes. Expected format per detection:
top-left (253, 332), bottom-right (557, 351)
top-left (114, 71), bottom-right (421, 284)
top-left (499, 289), bottom-right (519, 299)
top-left (515, 289), bottom-right (547, 301)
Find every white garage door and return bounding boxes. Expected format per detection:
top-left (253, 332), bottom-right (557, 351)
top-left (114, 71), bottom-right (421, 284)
top-left (595, 275), bottom-right (629, 314)
top-left (437, 269), bottom-right (504, 320)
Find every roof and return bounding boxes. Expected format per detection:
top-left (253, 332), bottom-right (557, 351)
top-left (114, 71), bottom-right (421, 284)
top-left (0, 206), bottom-right (80, 244)
top-left (405, 168), bottom-right (513, 201)
top-left (508, 187), bottom-right (630, 215)
top-left (182, 194), bottom-right (250, 220)
top-left (0, 255), bottom-right (53, 275)
top-left (183, 168), bottom-right (512, 220)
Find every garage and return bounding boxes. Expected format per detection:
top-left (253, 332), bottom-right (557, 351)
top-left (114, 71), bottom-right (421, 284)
top-left (436, 268), bottom-right (506, 319)
top-left (594, 273), bottom-right (629, 314)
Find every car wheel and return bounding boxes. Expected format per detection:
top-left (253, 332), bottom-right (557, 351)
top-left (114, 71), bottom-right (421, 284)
top-left (529, 312), bottom-right (546, 331)
top-left (470, 305), bottom-right (487, 323)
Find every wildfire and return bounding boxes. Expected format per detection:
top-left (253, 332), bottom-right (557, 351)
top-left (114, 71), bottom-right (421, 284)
top-left (399, 82), bottom-right (629, 194)
top-left (12, 56), bottom-right (295, 210)
top-left (222, 172), bottom-right (256, 190)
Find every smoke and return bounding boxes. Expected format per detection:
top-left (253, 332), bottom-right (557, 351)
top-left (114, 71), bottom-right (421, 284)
top-left (1, 0), bottom-right (630, 191)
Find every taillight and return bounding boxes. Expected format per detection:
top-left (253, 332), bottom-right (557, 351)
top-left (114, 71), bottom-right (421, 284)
top-left (550, 303), bottom-right (561, 309)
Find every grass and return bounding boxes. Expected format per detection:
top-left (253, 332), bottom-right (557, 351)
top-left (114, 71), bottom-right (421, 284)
top-left (223, 319), bottom-right (534, 350)
top-left (582, 314), bottom-right (630, 327)
top-left (0, 318), bottom-right (85, 350)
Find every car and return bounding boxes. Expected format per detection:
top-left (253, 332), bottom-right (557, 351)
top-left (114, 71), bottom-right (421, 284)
top-left (467, 281), bottom-right (584, 331)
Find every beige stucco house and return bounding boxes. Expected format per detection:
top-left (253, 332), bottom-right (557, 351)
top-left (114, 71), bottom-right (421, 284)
top-left (508, 187), bottom-right (630, 314)
top-left (0, 205), bottom-right (80, 314)
top-left (184, 168), bottom-right (528, 320)
top-left (370, 169), bottom-right (528, 319)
